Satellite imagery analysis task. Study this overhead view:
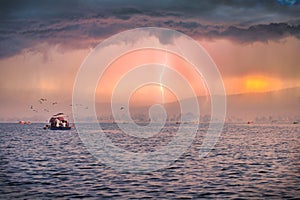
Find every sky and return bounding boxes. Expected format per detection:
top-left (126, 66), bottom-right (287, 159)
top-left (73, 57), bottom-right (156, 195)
top-left (0, 0), bottom-right (300, 121)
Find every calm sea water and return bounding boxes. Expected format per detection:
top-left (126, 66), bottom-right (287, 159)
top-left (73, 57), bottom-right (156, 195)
top-left (0, 123), bottom-right (299, 199)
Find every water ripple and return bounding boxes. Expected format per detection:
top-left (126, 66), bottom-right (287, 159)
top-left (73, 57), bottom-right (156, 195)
top-left (0, 123), bottom-right (299, 199)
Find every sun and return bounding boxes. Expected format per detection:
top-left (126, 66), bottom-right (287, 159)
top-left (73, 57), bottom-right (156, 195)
top-left (245, 76), bottom-right (269, 92)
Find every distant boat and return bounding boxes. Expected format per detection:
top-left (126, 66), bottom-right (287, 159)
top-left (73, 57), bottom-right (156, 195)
top-left (19, 121), bottom-right (31, 125)
top-left (293, 121), bottom-right (299, 124)
top-left (44, 113), bottom-right (71, 130)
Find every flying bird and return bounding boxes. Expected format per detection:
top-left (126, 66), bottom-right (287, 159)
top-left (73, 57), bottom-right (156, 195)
top-left (52, 102), bottom-right (58, 105)
top-left (120, 106), bottom-right (125, 110)
top-left (39, 98), bottom-right (47, 104)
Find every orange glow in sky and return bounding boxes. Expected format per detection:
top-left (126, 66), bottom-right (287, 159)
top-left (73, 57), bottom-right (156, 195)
top-left (246, 77), bottom-right (268, 92)
top-left (129, 85), bottom-right (177, 106)
top-left (243, 75), bottom-right (282, 93)
top-left (96, 48), bottom-right (208, 105)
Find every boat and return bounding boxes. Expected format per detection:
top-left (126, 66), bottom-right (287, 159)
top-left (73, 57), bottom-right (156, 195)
top-left (19, 121), bottom-right (31, 125)
top-left (44, 113), bottom-right (71, 130)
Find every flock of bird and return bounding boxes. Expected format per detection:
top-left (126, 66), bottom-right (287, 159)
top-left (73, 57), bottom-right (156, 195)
top-left (30, 98), bottom-right (58, 113)
top-left (29, 98), bottom-right (88, 113)
top-left (30, 98), bottom-right (126, 114)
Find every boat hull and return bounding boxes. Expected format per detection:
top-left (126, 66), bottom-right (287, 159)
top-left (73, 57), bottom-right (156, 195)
top-left (50, 126), bottom-right (71, 130)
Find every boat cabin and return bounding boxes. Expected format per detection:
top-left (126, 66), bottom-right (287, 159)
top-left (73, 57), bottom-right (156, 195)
top-left (44, 113), bottom-right (71, 130)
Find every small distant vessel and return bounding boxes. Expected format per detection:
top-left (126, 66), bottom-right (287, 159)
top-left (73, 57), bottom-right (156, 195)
top-left (44, 113), bottom-right (71, 130)
top-left (293, 121), bottom-right (299, 124)
top-left (19, 121), bottom-right (31, 125)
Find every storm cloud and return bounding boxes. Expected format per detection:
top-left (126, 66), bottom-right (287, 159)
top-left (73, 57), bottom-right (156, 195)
top-left (0, 0), bottom-right (300, 58)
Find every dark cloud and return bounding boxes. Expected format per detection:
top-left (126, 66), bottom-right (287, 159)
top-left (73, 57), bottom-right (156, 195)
top-left (215, 23), bottom-right (300, 43)
top-left (0, 0), bottom-right (299, 58)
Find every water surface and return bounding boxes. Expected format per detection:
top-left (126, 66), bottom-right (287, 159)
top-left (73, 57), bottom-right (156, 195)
top-left (0, 123), bottom-right (299, 199)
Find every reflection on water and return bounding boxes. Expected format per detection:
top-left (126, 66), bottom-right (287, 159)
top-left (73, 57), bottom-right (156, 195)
top-left (0, 123), bottom-right (299, 199)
